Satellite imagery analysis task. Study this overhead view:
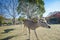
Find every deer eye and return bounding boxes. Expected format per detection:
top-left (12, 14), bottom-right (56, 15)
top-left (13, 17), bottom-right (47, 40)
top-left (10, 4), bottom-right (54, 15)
top-left (41, 21), bottom-right (44, 23)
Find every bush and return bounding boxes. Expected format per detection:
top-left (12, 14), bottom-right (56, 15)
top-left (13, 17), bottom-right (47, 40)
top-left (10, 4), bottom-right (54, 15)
top-left (32, 18), bottom-right (38, 23)
top-left (7, 22), bottom-right (12, 25)
top-left (0, 16), bottom-right (5, 26)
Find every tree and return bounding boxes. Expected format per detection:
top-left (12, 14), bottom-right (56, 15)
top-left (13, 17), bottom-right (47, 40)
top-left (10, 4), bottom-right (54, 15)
top-left (0, 0), bottom-right (18, 24)
top-left (17, 0), bottom-right (45, 19)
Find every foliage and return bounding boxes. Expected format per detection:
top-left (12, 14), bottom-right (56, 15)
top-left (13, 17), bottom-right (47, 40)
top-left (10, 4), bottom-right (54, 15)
top-left (32, 18), bottom-right (38, 23)
top-left (18, 16), bottom-right (25, 21)
top-left (17, 0), bottom-right (45, 19)
top-left (0, 16), bottom-right (4, 21)
top-left (0, 15), bottom-right (5, 26)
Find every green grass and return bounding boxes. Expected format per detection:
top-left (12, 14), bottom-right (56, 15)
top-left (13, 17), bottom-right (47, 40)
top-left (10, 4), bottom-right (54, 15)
top-left (0, 24), bottom-right (60, 40)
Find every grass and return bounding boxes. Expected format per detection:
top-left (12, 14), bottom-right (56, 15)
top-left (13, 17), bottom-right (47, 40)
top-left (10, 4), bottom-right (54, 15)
top-left (0, 24), bottom-right (60, 40)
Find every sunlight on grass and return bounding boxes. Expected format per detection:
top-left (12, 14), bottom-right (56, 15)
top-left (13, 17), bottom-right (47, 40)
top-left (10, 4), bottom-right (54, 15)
top-left (0, 24), bottom-right (60, 40)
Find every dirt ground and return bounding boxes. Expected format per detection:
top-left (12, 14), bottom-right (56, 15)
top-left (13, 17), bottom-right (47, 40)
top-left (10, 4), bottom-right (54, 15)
top-left (0, 24), bottom-right (60, 40)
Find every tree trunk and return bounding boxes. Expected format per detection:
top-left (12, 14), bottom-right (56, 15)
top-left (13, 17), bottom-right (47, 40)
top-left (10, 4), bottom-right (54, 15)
top-left (0, 21), bottom-right (2, 26)
top-left (12, 17), bottom-right (15, 25)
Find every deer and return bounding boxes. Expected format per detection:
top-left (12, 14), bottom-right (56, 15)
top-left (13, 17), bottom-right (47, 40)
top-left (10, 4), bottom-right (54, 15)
top-left (23, 18), bottom-right (51, 40)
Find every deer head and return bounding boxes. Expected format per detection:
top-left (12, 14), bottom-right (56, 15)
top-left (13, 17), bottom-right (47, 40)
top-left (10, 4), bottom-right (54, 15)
top-left (39, 19), bottom-right (51, 28)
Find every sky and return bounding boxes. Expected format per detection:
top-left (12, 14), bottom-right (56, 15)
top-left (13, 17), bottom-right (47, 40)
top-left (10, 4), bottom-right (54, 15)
top-left (0, 0), bottom-right (60, 18)
top-left (0, 0), bottom-right (18, 18)
top-left (43, 0), bottom-right (60, 17)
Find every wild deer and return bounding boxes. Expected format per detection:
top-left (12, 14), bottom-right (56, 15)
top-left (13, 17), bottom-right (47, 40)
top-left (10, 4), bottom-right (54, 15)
top-left (23, 19), bottom-right (51, 40)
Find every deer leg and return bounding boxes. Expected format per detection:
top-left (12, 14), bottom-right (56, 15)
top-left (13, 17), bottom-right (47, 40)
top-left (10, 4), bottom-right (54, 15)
top-left (22, 24), bottom-right (25, 34)
top-left (27, 28), bottom-right (30, 40)
top-left (34, 30), bottom-right (39, 40)
top-left (23, 25), bottom-right (27, 35)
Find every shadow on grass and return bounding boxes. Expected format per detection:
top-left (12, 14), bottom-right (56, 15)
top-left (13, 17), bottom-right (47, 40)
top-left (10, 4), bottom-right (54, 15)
top-left (0, 35), bottom-right (17, 40)
top-left (1, 29), bottom-right (14, 34)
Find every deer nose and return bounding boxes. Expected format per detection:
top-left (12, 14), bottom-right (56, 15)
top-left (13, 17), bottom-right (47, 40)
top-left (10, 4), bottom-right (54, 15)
top-left (48, 26), bottom-right (51, 28)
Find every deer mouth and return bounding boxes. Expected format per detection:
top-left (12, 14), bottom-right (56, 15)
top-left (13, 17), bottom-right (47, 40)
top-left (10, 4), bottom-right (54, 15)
top-left (48, 26), bottom-right (51, 28)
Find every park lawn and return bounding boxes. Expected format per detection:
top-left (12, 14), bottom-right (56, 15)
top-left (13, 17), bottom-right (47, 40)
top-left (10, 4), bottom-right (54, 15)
top-left (0, 24), bottom-right (60, 40)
